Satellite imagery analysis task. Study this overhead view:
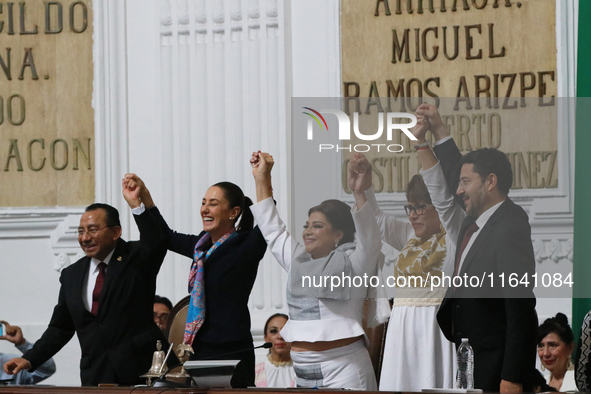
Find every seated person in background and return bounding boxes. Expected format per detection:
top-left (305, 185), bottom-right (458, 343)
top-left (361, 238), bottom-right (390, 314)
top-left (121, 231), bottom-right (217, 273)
top-left (0, 321), bottom-right (56, 384)
top-left (154, 295), bottom-right (173, 332)
top-left (538, 313), bottom-right (576, 392)
top-left (255, 313), bottom-right (295, 388)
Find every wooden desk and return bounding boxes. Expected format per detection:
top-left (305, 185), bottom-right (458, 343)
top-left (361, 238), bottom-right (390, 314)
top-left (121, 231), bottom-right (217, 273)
top-left (0, 387), bottom-right (206, 394)
top-left (0, 387), bottom-right (378, 394)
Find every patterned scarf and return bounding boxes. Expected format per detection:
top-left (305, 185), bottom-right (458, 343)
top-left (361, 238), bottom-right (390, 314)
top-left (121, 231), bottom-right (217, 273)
top-left (183, 229), bottom-right (237, 345)
top-left (394, 225), bottom-right (447, 287)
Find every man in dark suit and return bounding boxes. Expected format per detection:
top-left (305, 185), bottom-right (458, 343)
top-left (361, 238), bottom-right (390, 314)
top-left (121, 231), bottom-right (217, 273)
top-left (3, 183), bottom-right (171, 386)
top-left (416, 103), bottom-right (538, 393)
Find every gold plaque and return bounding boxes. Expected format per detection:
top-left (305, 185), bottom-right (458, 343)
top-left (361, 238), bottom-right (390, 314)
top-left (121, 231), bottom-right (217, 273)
top-left (0, 0), bottom-right (94, 206)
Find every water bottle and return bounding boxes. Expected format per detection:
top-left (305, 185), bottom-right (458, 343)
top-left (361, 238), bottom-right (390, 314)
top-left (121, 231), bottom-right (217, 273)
top-left (456, 338), bottom-right (474, 389)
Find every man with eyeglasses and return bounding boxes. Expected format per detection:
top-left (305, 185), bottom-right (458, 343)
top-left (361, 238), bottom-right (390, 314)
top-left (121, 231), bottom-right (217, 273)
top-left (153, 295), bottom-right (173, 333)
top-left (415, 103), bottom-right (538, 393)
top-left (3, 188), bottom-right (174, 386)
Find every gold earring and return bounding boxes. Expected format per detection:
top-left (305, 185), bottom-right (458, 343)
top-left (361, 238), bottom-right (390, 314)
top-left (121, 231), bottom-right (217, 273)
top-left (568, 358), bottom-right (574, 370)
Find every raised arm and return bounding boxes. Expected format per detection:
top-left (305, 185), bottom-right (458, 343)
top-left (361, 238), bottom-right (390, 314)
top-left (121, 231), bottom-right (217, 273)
top-left (416, 103), bottom-right (465, 210)
top-left (250, 152), bottom-right (306, 272)
top-left (344, 153), bottom-right (383, 274)
top-left (123, 173), bottom-right (197, 259)
top-left (348, 153), bottom-right (413, 251)
top-left (412, 109), bottom-right (466, 243)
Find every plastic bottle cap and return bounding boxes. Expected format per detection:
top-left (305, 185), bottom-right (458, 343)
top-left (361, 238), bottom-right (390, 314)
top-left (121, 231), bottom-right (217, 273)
top-left (461, 338), bottom-right (469, 342)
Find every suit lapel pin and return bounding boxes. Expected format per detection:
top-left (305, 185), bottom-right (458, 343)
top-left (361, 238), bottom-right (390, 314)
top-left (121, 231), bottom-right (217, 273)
top-left (117, 256), bottom-right (122, 261)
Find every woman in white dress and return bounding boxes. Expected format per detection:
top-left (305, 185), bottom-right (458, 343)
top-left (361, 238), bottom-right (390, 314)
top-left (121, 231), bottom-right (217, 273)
top-left (249, 151), bottom-right (382, 390)
top-left (255, 313), bottom-right (296, 388)
top-left (352, 114), bottom-right (464, 391)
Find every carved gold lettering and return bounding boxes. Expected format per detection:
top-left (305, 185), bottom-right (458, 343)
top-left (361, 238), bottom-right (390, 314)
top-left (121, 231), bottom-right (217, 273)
top-left (375, 0), bottom-right (392, 16)
top-left (414, 28), bottom-right (421, 61)
top-left (372, 158), bottom-right (385, 192)
top-left (7, 3), bottom-right (15, 35)
top-left (425, 77), bottom-right (440, 107)
top-left (538, 71), bottom-right (556, 107)
top-left (454, 76), bottom-right (473, 110)
top-left (45, 1), bottom-right (63, 34)
top-left (519, 72), bottom-right (536, 107)
top-left (474, 74), bottom-right (491, 109)
top-left (4, 139), bottom-right (23, 171)
top-left (488, 23), bottom-right (505, 58)
top-left (392, 29), bottom-right (411, 63)
top-left (545, 151), bottom-right (558, 188)
top-left (530, 152), bottom-right (543, 188)
top-left (493, 0), bottom-right (512, 7)
top-left (513, 152), bottom-right (531, 189)
top-left (471, 113), bottom-right (484, 148)
top-left (442, 26), bottom-right (459, 60)
top-left (455, 114), bottom-right (471, 151)
top-left (421, 27), bottom-right (439, 61)
top-left (501, 73), bottom-right (517, 109)
top-left (452, 0), bottom-right (470, 11)
top-left (366, 81), bottom-right (385, 114)
top-left (487, 113), bottom-right (501, 148)
top-left (69, 1), bottom-right (88, 33)
top-left (73, 138), bottom-right (91, 170)
top-left (19, 2), bottom-right (38, 35)
top-left (472, 0), bottom-right (487, 9)
top-left (27, 139), bottom-right (45, 171)
top-left (18, 48), bottom-right (38, 80)
top-left (418, 0), bottom-right (435, 13)
top-left (386, 79), bottom-right (406, 112)
top-left (0, 48), bottom-right (11, 80)
top-left (7, 93), bottom-right (25, 125)
top-left (406, 78), bottom-right (423, 111)
top-left (465, 24), bottom-right (482, 60)
top-left (50, 139), bottom-right (68, 170)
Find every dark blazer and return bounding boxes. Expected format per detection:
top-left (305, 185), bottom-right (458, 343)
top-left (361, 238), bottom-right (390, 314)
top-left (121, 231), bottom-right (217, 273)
top-left (23, 208), bottom-right (170, 386)
top-left (150, 209), bottom-right (267, 388)
top-left (434, 139), bottom-right (538, 392)
top-left (151, 208), bottom-right (267, 345)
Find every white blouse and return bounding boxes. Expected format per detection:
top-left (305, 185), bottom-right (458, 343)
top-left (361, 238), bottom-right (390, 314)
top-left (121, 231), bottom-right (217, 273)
top-left (250, 197), bottom-right (383, 343)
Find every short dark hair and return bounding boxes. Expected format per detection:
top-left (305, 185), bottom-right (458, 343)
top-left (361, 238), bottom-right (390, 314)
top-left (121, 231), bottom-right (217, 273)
top-left (213, 182), bottom-right (254, 233)
top-left (537, 312), bottom-right (574, 345)
top-left (154, 295), bottom-right (173, 311)
top-left (85, 203), bottom-right (121, 227)
top-left (460, 148), bottom-right (513, 196)
top-left (263, 313), bottom-right (288, 336)
top-left (308, 200), bottom-right (356, 246)
top-left (406, 174), bottom-right (432, 205)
